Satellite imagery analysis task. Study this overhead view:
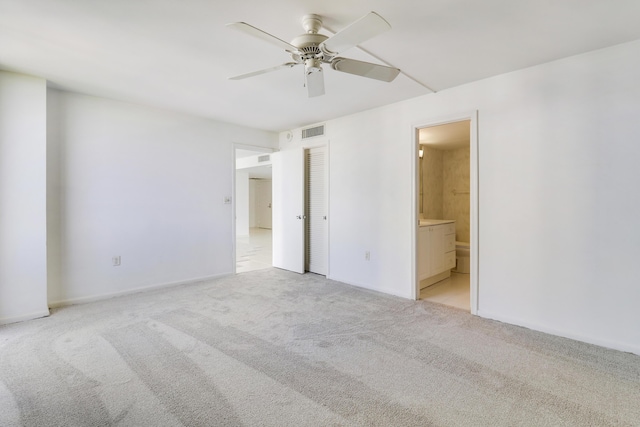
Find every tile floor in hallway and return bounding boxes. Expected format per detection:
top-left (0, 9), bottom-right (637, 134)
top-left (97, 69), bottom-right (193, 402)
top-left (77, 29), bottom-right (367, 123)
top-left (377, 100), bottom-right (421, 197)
top-left (236, 227), bottom-right (272, 273)
top-left (420, 272), bottom-right (470, 311)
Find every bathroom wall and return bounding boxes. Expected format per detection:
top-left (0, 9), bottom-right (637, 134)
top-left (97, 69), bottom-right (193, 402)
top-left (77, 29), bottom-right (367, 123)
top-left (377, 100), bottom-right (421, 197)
top-left (421, 146), bottom-right (443, 219)
top-left (422, 145), bottom-right (470, 242)
top-left (443, 147), bottom-right (471, 242)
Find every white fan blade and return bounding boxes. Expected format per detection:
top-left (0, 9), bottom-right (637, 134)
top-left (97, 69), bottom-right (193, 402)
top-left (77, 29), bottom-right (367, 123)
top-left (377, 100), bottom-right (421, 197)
top-left (230, 62), bottom-right (298, 80)
top-left (331, 57), bottom-right (400, 82)
top-left (227, 22), bottom-right (298, 53)
top-left (320, 12), bottom-right (391, 55)
top-left (306, 69), bottom-right (325, 97)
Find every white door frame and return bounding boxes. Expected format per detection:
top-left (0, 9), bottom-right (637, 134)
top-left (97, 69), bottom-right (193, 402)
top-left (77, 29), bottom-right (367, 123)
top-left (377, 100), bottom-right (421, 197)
top-left (411, 112), bottom-right (479, 315)
top-left (232, 143), bottom-right (275, 274)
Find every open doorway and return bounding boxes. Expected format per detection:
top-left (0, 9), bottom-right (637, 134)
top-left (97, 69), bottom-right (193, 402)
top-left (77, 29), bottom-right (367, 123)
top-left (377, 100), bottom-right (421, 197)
top-left (413, 113), bottom-right (478, 314)
top-left (235, 147), bottom-right (273, 273)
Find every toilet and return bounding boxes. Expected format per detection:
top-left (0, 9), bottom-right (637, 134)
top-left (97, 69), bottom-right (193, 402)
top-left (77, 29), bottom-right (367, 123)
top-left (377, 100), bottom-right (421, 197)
top-left (454, 242), bottom-right (470, 274)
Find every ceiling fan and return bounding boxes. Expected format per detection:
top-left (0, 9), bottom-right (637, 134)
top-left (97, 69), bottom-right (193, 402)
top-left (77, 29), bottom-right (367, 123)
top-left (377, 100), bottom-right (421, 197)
top-left (227, 11), bottom-right (401, 97)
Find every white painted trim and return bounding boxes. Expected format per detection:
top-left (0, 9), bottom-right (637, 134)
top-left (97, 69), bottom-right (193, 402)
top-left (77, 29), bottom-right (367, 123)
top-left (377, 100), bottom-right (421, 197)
top-left (478, 310), bottom-right (640, 356)
top-left (232, 146), bottom-right (237, 274)
top-left (325, 142), bottom-right (331, 278)
top-left (47, 273), bottom-right (230, 308)
top-left (411, 111), bottom-right (479, 316)
top-left (329, 275), bottom-right (412, 300)
top-left (300, 138), bottom-right (329, 150)
top-left (469, 111), bottom-right (479, 315)
top-left (0, 309), bottom-right (50, 326)
top-left (411, 126), bottom-right (419, 300)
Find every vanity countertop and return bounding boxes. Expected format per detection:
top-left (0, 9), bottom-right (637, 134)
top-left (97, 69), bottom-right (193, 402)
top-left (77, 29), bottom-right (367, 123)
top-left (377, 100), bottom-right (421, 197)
top-left (419, 219), bottom-right (455, 227)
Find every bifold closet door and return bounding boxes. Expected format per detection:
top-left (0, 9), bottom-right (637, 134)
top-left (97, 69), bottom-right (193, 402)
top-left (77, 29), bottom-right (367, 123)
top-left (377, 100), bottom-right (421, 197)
top-left (305, 146), bottom-right (327, 275)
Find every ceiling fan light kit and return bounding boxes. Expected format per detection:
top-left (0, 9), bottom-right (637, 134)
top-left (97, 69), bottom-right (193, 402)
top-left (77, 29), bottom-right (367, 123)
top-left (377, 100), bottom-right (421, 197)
top-left (227, 11), bottom-right (400, 97)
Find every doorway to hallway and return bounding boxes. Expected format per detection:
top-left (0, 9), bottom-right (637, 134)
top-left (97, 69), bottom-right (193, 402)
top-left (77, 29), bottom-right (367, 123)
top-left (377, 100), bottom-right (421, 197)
top-left (235, 147), bottom-right (274, 273)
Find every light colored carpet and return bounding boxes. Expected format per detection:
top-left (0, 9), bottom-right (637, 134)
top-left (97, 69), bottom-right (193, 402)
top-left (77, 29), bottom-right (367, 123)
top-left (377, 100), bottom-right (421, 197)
top-left (1, 268), bottom-right (639, 426)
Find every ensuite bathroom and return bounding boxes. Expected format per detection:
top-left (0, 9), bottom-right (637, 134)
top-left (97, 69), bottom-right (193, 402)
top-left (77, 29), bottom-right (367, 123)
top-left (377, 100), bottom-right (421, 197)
top-left (417, 120), bottom-right (471, 310)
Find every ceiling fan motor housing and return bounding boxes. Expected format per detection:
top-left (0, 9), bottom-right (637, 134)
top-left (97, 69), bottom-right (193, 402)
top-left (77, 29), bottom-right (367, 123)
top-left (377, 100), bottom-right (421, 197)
top-left (291, 14), bottom-right (335, 69)
top-left (290, 32), bottom-right (330, 74)
top-left (291, 34), bottom-right (329, 56)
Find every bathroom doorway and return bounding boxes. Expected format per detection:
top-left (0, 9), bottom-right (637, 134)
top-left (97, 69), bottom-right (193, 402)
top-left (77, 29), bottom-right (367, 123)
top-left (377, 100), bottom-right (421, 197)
top-left (413, 113), bottom-right (478, 314)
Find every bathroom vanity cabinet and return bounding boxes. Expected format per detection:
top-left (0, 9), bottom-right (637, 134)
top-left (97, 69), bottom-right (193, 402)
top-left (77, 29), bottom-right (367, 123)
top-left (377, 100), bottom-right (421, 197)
top-left (418, 220), bottom-right (456, 288)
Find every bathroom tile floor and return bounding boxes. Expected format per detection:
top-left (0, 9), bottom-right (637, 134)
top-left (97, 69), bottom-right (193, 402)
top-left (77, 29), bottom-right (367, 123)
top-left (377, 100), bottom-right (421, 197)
top-left (420, 272), bottom-right (470, 311)
top-left (236, 228), bottom-right (272, 273)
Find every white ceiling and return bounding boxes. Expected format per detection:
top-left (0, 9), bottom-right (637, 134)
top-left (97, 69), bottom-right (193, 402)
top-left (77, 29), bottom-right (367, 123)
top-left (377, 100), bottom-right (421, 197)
top-left (2, 0), bottom-right (639, 132)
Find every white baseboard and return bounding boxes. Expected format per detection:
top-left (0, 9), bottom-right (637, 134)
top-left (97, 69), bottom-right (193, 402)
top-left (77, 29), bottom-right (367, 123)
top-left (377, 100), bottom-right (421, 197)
top-left (48, 272), bottom-right (231, 309)
top-left (477, 309), bottom-right (640, 356)
top-left (0, 309), bottom-right (50, 326)
top-left (327, 274), bottom-right (412, 300)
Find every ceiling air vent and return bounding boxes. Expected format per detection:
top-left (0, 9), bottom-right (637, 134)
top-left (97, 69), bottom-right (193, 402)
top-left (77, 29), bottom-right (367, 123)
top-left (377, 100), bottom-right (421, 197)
top-left (301, 124), bottom-right (325, 139)
top-left (257, 154), bottom-right (270, 163)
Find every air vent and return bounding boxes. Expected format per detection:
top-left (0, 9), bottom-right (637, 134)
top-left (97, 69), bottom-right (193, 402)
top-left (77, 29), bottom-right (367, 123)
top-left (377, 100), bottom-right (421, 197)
top-left (302, 124), bottom-right (325, 139)
top-left (257, 154), bottom-right (270, 163)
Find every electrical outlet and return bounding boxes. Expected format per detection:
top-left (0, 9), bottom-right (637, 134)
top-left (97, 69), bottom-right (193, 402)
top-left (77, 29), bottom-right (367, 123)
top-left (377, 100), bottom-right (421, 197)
top-left (365, 251), bottom-right (370, 261)
top-left (112, 256), bottom-right (121, 266)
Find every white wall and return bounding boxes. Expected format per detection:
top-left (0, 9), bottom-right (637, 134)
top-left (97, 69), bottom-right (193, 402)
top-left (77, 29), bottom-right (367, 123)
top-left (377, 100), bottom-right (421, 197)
top-left (0, 71), bottom-right (49, 324)
top-left (249, 179), bottom-right (257, 228)
top-left (47, 90), bottom-right (277, 305)
top-left (280, 40), bottom-right (640, 354)
top-left (235, 171), bottom-right (250, 236)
